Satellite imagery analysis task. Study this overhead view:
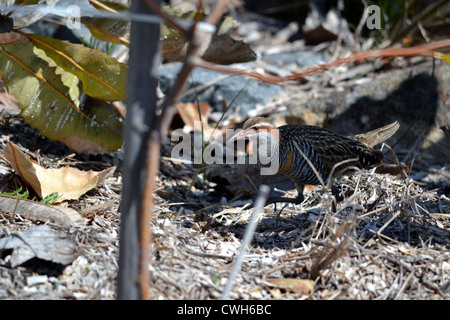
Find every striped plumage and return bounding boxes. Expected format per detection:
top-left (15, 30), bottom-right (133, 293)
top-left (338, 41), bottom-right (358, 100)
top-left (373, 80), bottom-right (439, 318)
top-left (230, 117), bottom-right (400, 204)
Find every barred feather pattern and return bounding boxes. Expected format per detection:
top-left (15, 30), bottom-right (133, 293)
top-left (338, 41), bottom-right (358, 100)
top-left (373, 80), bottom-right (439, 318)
top-left (277, 125), bottom-right (385, 186)
top-left (278, 133), bottom-right (326, 185)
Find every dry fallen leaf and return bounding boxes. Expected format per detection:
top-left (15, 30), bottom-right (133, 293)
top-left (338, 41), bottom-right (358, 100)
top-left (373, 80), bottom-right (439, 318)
top-left (201, 34), bottom-right (258, 65)
top-left (176, 102), bottom-right (210, 131)
top-left (3, 142), bottom-right (115, 202)
top-left (57, 135), bottom-right (109, 155)
top-left (265, 278), bottom-right (315, 295)
top-left (0, 32), bottom-right (30, 44)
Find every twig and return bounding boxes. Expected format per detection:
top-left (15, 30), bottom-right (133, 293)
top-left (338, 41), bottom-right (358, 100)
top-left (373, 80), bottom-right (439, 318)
top-left (140, 0), bottom-right (189, 37)
top-left (310, 214), bottom-right (356, 279)
top-left (394, 269), bottom-right (415, 300)
top-left (186, 248), bottom-right (233, 262)
top-left (386, 0), bottom-right (448, 48)
top-left (377, 210), bottom-right (401, 237)
top-left (192, 39), bottom-right (450, 84)
top-left (354, 0), bottom-right (369, 50)
top-left (382, 143), bottom-right (408, 180)
top-left (221, 185), bottom-right (269, 300)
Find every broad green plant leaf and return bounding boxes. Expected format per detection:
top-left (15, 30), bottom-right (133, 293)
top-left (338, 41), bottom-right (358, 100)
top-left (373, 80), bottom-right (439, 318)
top-left (25, 33), bottom-right (126, 102)
top-left (82, 0), bottom-right (130, 46)
top-left (160, 6), bottom-right (202, 60)
top-left (0, 41), bottom-right (123, 153)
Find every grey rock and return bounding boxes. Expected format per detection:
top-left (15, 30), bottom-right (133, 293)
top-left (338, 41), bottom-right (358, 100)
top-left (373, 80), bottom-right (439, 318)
top-left (159, 62), bottom-right (284, 118)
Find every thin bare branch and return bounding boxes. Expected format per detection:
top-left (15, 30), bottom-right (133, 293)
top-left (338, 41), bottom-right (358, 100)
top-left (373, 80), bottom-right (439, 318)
top-left (221, 185), bottom-right (269, 300)
top-left (193, 39), bottom-right (450, 84)
top-left (141, 0), bottom-right (189, 37)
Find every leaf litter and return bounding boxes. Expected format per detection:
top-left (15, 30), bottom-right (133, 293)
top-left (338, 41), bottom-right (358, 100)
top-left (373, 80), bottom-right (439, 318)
top-left (0, 109), bottom-right (120, 299)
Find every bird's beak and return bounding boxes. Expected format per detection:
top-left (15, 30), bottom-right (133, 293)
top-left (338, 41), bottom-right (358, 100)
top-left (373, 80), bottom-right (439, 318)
top-left (228, 129), bottom-right (248, 142)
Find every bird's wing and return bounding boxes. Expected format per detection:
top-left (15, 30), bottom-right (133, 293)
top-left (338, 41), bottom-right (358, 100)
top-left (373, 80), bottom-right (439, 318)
top-left (282, 125), bottom-right (383, 174)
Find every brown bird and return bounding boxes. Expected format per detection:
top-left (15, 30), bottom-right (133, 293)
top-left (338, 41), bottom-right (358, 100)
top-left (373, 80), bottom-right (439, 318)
top-left (230, 117), bottom-right (400, 205)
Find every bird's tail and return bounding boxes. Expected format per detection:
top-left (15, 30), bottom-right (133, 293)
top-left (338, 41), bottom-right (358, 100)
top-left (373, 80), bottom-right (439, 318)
top-left (352, 121), bottom-right (400, 147)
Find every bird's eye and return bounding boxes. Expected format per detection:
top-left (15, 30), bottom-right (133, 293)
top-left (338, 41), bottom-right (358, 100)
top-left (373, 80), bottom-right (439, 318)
top-left (254, 126), bottom-right (259, 132)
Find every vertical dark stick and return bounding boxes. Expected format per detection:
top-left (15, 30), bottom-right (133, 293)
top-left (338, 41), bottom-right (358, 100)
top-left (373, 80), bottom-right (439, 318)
top-left (117, 0), bottom-right (160, 300)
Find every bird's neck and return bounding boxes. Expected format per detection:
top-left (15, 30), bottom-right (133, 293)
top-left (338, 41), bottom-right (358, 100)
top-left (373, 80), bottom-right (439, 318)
top-left (252, 128), bottom-right (280, 168)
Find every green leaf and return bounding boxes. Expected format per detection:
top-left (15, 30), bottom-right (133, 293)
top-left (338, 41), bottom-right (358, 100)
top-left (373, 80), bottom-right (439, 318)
top-left (160, 6), bottom-right (206, 61)
top-left (82, 0), bottom-right (130, 45)
top-left (0, 41), bottom-right (123, 153)
top-left (25, 34), bottom-right (126, 102)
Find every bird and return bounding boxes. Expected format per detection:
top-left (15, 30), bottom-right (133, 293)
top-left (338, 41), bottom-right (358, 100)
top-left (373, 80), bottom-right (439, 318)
top-left (229, 117), bottom-right (400, 205)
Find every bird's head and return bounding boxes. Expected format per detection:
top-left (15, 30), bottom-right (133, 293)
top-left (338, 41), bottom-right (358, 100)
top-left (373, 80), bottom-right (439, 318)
top-left (229, 117), bottom-right (279, 142)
